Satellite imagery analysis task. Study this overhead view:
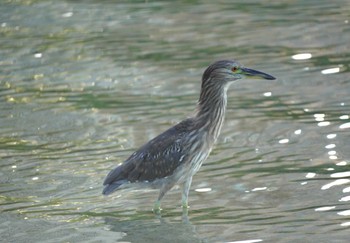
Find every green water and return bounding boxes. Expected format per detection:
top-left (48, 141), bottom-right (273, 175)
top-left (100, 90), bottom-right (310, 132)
top-left (1, 0), bottom-right (350, 242)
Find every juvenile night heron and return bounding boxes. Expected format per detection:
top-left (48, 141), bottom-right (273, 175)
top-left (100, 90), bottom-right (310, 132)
top-left (103, 60), bottom-right (275, 212)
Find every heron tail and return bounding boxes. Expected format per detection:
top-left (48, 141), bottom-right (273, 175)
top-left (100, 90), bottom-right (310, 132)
top-left (102, 180), bottom-right (127, 195)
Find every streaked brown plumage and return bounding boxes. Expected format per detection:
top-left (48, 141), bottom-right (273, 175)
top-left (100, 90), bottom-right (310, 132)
top-left (103, 60), bottom-right (275, 212)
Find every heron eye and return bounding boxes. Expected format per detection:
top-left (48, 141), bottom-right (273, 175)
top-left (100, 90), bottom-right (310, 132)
top-left (231, 66), bottom-right (238, 72)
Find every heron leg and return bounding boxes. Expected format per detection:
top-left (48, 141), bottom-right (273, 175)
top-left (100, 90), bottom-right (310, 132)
top-left (153, 181), bottom-right (174, 214)
top-left (181, 176), bottom-right (193, 209)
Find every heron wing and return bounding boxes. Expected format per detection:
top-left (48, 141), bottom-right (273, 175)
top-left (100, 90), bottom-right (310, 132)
top-left (103, 119), bottom-right (194, 186)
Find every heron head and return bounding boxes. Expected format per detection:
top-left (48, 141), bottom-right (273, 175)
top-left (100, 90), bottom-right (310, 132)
top-left (202, 60), bottom-right (275, 88)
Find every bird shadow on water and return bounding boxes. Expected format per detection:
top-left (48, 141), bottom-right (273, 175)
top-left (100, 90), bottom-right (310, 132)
top-left (101, 208), bottom-right (204, 243)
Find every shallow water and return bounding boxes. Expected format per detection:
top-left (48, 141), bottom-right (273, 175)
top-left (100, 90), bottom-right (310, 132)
top-left (1, 0), bottom-right (350, 242)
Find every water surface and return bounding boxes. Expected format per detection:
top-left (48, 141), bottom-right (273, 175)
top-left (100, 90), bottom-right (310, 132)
top-left (1, 0), bottom-right (350, 242)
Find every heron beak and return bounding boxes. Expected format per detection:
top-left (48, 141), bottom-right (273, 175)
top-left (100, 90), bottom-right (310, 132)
top-left (241, 67), bottom-right (276, 80)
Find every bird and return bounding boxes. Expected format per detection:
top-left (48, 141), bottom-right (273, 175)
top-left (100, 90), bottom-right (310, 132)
top-left (102, 59), bottom-right (275, 212)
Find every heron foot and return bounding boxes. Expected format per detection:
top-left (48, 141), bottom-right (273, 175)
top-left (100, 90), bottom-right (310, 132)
top-left (181, 202), bottom-right (190, 209)
top-left (152, 200), bottom-right (162, 214)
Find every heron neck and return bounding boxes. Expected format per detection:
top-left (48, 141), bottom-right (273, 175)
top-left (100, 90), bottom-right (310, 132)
top-left (195, 84), bottom-right (228, 142)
